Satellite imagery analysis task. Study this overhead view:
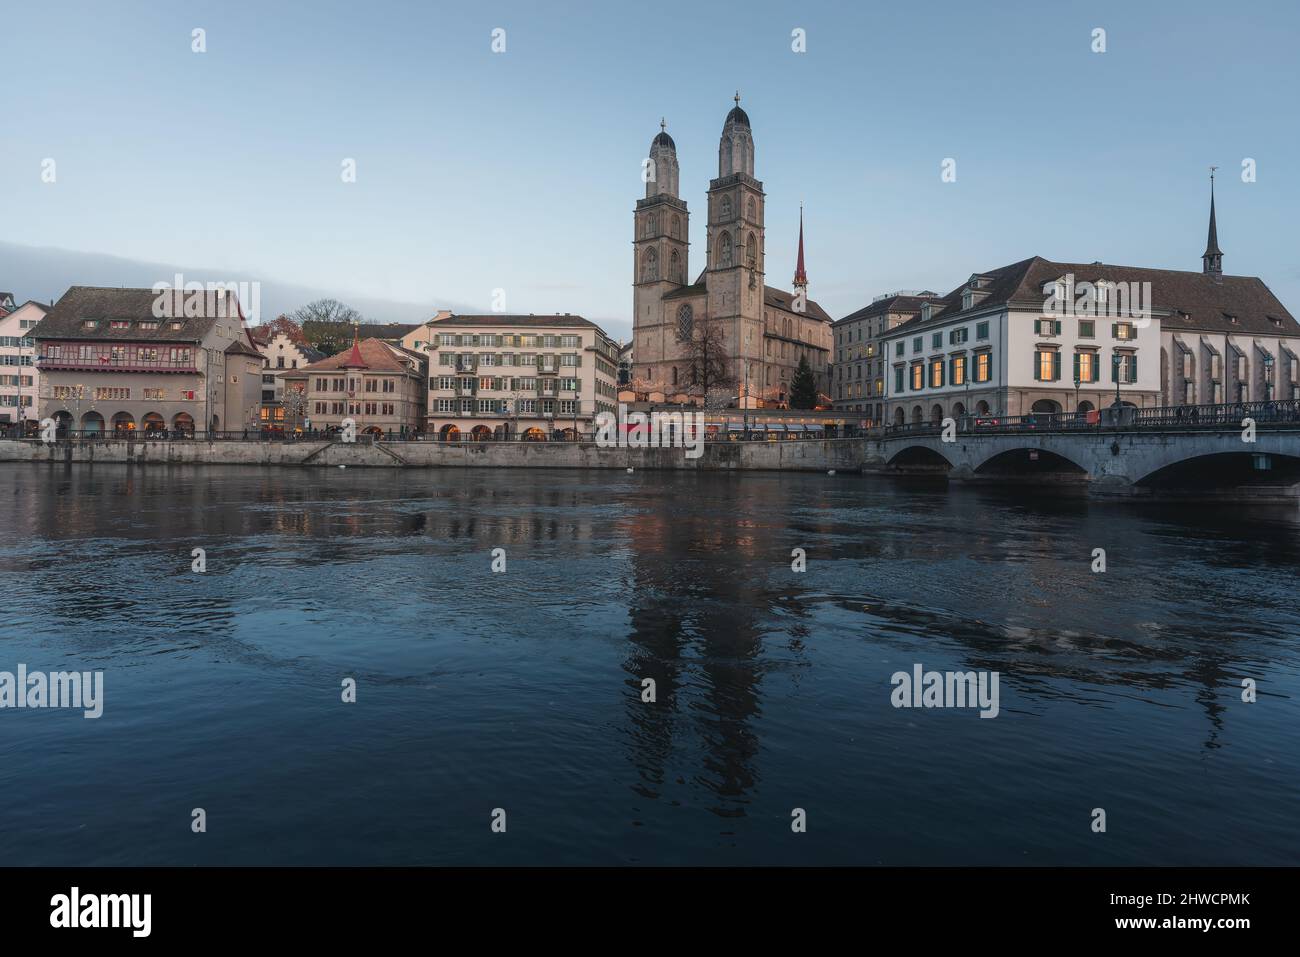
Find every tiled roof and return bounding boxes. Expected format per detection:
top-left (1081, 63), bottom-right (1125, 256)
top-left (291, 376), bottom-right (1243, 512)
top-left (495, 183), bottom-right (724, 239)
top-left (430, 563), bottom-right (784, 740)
top-left (294, 338), bottom-right (424, 375)
top-left (884, 257), bottom-right (1298, 338)
top-left (30, 286), bottom-right (241, 342)
top-left (428, 313), bottom-right (600, 329)
top-left (834, 293), bottom-right (942, 326)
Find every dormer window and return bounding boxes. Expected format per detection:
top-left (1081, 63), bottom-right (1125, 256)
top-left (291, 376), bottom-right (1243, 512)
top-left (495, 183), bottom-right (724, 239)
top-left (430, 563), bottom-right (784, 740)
top-left (921, 303), bottom-right (933, 322)
top-left (110, 320), bottom-right (130, 329)
top-left (1269, 316), bottom-right (1283, 328)
top-left (82, 319), bottom-right (98, 329)
top-left (139, 320), bottom-right (159, 330)
top-left (169, 321), bottom-right (184, 330)
top-left (1224, 313), bottom-right (1238, 325)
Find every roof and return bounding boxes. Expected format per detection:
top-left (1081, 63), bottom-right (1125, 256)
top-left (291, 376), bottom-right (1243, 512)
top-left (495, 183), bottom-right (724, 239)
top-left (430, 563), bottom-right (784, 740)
top-left (224, 339), bottom-right (263, 358)
top-left (724, 105), bottom-right (751, 129)
top-left (661, 281), bottom-right (832, 322)
top-left (652, 130), bottom-right (676, 151)
top-left (428, 313), bottom-right (600, 330)
top-left (881, 256), bottom-right (1298, 339)
top-left (833, 293), bottom-right (943, 326)
top-left (30, 285), bottom-right (242, 342)
top-left (293, 337), bottom-right (425, 375)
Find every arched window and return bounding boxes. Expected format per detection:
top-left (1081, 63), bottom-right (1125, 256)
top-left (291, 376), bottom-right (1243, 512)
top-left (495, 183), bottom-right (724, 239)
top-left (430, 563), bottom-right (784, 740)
top-left (676, 304), bottom-right (693, 341)
top-left (717, 232), bottom-right (732, 268)
top-left (670, 215), bottom-right (680, 239)
top-left (641, 248), bottom-right (658, 282)
top-left (643, 213), bottom-right (658, 238)
top-left (672, 367), bottom-right (678, 385)
top-left (747, 197), bottom-right (756, 221)
top-left (746, 231), bottom-right (757, 267)
top-left (720, 196), bottom-right (732, 220)
top-left (669, 249), bottom-right (682, 283)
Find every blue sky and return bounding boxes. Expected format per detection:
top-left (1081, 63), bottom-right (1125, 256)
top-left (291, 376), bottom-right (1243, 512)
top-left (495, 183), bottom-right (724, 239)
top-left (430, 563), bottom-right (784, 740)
top-left (3, 0), bottom-right (1297, 341)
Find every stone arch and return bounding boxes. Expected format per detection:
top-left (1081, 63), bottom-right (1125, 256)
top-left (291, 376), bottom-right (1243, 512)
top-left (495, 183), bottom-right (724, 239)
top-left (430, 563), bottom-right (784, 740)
top-left (717, 232), bottom-right (732, 268)
top-left (911, 405), bottom-right (923, 425)
top-left (720, 195), bottom-right (732, 220)
top-left (670, 215), bottom-right (680, 239)
top-left (112, 411), bottom-right (135, 434)
top-left (976, 400), bottom-right (991, 415)
top-left (930, 403), bottom-right (944, 424)
top-left (893, 407), bottom-right (905, 426)
top-left (641, 247), bottom-right (658, 282)
top-left (669, 248), bottom-right (682, 282)
top-left (81, 411), bottom-right (105, 434)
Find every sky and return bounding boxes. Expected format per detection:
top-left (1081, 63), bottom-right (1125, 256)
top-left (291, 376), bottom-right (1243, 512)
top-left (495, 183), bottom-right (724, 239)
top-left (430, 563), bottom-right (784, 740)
top-left (2, 0), bottom-right (1298, 343)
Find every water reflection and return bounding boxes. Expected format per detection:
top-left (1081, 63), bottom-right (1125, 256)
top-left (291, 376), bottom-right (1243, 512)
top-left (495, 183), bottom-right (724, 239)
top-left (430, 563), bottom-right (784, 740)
top-left (1, 463), bottom-right (1297, 864)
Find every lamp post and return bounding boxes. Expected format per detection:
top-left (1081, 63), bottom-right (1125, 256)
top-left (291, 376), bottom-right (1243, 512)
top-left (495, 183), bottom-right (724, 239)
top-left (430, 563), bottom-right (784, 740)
top-left (1073, 372), bottom-right (1081, 423)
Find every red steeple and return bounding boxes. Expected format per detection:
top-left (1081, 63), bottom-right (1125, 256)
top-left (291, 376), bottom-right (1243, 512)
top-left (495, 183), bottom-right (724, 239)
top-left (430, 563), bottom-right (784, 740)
top-left (793, 206), bottom-right (808, 288)
top-left (341, 326), bottom-right (368, 369)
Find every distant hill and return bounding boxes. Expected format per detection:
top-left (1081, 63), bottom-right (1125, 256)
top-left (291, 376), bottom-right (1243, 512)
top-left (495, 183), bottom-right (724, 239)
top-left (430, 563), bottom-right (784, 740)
top-left (0, 240), bottom-right (475, 327)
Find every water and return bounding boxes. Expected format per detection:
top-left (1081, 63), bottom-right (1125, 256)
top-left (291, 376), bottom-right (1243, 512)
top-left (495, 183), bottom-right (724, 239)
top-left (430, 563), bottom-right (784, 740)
top-left (1, 464), bottom-right (1297, 866)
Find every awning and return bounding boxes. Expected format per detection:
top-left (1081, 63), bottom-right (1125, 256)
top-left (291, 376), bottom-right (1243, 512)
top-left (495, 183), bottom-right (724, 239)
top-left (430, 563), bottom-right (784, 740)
top-left (786, 423), bottom-right (806, 432)
top-left (764, 424), bottom-right (786, 432)
top-left (805, 423), bottom-right (826, 432)
top-left (727, 423), bottom-right (745, 431)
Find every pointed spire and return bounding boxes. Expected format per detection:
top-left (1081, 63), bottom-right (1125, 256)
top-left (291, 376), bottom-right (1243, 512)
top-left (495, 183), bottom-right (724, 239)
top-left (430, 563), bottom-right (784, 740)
top-left (793, 206), bottom-right (808, 288)
top-left (342, 322), bottom-right (368, 368)
top-left (1203, 166), bottom-right (1223, 278)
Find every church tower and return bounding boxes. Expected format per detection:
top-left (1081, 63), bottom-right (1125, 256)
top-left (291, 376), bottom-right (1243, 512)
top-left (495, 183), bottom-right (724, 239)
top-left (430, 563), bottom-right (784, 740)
top-left (633, 121), bottom-right (690, 379)
top-left (705, 94), bottom-right (765, 403)
top-left (1202, 167), bottom-right (1224, 280)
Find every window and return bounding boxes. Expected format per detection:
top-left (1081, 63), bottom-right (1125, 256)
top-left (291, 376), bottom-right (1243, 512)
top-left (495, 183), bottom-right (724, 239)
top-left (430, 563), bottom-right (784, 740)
top-left (1113, 322), bottom-right (1135, 340)
top-left (929, 358), bottom-right (945, 388)
top-left (895, 342), bottom-right (904, 357)
top-left (910, 364), bottom-right (924, 390)
top-left (950, 355), bottom-right (966, 386)
top-left (894, 367), bottom-right (905, 393)
top-left (1111, 353), bottom-right (1138, 384)
top-left (110, 320), bottom-right (130, 329)
top-left (974, 352), bottom-right (991, 383)
top-left (1078, 319), bottom-right (1095, 339)
top-left (1074, 351), bottom-right (1098, 383)
top-left (912, 337), bottom-right (922, 354)
top-left (976, 321), bottom-right (990, 340)
top-left (931, 332), bottom-right (942, 349)
top-left (949, 328), bottom-right (968, 345)
top-left (1034, 349), bottom-right (1060, 381)
top-left (1036, 318), bottom-right (1062, 336)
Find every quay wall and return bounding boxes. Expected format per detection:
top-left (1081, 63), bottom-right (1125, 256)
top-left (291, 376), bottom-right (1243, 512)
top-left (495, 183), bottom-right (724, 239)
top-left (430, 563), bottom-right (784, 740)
top-left (0, 438), bottom-right (869, 472)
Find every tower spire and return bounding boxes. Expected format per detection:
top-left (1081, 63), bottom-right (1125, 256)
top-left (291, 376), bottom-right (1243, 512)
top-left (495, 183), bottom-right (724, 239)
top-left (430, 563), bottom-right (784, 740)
top-left (1202, 166), bottom-right (1223, 279)
top-left (793, 205), bottom-right (808, 289)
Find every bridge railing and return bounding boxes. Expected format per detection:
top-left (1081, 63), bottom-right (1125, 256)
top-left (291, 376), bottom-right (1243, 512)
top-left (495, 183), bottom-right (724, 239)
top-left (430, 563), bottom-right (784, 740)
top-left (878, 399), bottom-right (1300, 438)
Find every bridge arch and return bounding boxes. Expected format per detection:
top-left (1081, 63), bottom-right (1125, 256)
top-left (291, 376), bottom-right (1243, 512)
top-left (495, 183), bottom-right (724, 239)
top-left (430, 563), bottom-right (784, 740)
top-left (1134, 449), bottom-right (1300, 491)
top-left (973, 445), bottom-right (1088, 481)
top-left (885, 444), bottom-right (953, 473)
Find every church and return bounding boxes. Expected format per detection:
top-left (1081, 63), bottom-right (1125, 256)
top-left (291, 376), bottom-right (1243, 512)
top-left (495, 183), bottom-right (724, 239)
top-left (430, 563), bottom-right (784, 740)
top-left (629, 97), bottom-right (833, 408)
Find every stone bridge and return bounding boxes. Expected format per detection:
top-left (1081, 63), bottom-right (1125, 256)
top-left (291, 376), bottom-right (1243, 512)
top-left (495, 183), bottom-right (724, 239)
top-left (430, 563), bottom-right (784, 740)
top-left (868, 424), bottom-right (1300, 500)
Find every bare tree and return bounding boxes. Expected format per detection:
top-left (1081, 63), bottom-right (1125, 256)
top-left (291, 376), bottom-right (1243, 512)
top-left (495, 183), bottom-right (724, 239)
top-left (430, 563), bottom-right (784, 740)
top-left (293, 299), bottom-right (364, 355)
top-left (283, 384), bottom-right (309, 432)
top-left (682, 316), bottom-right (735, 408)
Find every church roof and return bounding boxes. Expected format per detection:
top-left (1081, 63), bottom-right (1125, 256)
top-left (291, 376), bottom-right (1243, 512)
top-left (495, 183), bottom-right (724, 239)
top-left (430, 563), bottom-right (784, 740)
top-left (725, 105), bottom-right (751, 129)
top-left (652, 130), bottom-right (676, 150)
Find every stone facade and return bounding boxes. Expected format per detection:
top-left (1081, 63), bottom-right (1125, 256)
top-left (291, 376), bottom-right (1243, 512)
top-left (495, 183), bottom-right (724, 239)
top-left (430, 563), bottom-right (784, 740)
top-left (630, 101), bottom-right (833, 408)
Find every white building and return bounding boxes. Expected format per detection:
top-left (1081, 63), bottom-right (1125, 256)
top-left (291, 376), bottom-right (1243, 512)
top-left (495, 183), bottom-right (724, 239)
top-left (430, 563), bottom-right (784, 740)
top-left (252, 329), bottom-right (324, 429)
top-left (0, 298), bottom-right (49, 432)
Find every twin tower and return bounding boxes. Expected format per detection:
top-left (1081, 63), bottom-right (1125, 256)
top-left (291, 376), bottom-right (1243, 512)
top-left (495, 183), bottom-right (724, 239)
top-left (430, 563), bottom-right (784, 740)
top-left (632, 96), bottom-right (804, 400)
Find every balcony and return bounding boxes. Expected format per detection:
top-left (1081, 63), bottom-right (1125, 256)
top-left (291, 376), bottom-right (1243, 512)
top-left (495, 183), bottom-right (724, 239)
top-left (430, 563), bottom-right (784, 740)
top-left (39, 355), bottom-right (199, 374)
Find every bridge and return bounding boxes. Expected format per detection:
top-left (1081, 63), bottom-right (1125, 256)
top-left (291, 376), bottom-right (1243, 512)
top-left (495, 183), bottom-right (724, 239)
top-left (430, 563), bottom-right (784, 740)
top-left (868, 399), bottom-right (1300, 501)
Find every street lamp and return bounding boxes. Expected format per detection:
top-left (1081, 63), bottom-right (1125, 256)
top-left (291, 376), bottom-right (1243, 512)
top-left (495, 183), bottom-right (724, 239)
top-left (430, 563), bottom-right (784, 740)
top-left (1073, 371), bottom-right (1081, 423)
